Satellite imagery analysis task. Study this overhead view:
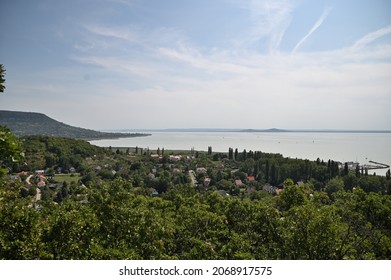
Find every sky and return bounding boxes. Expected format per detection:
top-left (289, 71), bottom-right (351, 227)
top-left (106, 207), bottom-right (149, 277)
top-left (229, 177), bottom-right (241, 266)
top-left (1, 0), bottom-right (391, 130)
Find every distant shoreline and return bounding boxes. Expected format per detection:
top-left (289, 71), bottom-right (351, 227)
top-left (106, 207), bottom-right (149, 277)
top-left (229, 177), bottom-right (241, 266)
top-left (104, 128), bottom-right (391, 134)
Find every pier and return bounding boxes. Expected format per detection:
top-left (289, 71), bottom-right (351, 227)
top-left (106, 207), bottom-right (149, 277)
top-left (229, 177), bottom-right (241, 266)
top-left (362, 160), bottom-right (390, 170)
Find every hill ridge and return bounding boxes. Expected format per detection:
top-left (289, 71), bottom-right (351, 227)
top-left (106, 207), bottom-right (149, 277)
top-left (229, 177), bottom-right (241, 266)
top-left (0, 110), bottom-right (150, 140)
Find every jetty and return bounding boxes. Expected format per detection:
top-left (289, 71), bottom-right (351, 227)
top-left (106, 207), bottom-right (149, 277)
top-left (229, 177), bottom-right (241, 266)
top-left (362, 161), bottom-right (390, 170)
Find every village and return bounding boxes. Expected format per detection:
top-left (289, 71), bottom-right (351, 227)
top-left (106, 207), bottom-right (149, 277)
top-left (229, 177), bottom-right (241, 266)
top-left (9, 147), bottom-right (287, 204)
top-left (5, 133), bottom-right (391, 206)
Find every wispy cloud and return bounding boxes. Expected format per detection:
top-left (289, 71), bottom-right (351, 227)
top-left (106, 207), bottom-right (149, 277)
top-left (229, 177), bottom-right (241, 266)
top-left (352, 25), bottom-right (391, 50)
top-left (233, 0), bottom-right (294, 52)
top-left (292, 7), bottom-right (332, 54)
top-left (85, 25), bottom-right (139, 42)
top-left (109, 0), bottom-right (134, 8)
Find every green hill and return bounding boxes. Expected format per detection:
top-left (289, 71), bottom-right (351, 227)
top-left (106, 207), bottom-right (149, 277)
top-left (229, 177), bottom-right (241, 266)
top-left (0, 110), bottom-right (150, 140)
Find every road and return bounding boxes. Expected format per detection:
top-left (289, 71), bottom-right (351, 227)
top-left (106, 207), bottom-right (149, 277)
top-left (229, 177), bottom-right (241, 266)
top-left (26, 174), bottom-right (41, 201)
top-left (188, 170), bottom-right (197, 187)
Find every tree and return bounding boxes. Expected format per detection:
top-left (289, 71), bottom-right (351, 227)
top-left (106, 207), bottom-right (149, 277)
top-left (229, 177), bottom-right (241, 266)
top-left (344, 162), bottom-right (349, 176)
top-left (325, 177), bottom-right (344, 197)
top-left (270, 163), bottom-right (277, 185)
top-left (0, 126), bottom-right (25, 175)
top-left (281, 204), bottom-right (344, 259)
top-left (265, 160), bottom-right (270, 181)
top-left (228, 148), bottom-right (233, 160)
top-left (0, 64), bottom-right (5, 93)
top-left (242, 149), bottom-right (247, 161)
top-left (355, 164), bottom-right (361, 177)
top-left (254, 160), bottom-right (260, 177)
top-left (276, 183), bottom-right (307, 211)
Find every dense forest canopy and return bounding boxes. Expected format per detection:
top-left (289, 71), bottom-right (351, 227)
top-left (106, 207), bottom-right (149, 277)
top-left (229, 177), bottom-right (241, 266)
top-left (0, 126), bottom-right (390, 259)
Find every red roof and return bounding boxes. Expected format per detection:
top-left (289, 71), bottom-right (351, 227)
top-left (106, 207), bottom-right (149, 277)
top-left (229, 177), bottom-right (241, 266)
top-left (235, 179), bottom-right (243, 186)
top-left (247, 176), bottom-right (255, 181)
top-left (37, 181), bottom-right (46, 187)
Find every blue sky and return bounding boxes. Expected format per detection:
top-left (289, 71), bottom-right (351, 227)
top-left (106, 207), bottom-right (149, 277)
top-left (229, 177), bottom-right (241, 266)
top-left (1, 0), bottom-right (390, 130)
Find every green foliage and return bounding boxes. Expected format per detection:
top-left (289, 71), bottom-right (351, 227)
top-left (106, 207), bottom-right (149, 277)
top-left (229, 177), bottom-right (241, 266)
top-left (0, 126), bottom-right (24, 175)
top-left (1, 179), bottom-right (390, 259)
top-left (281, 204), bottom-right (344, 259)
top-left (0, 64), bottom-right (5, 93)
top-left (276, 184), bottom-right (307, 211)
top-left (325, 177), bottom-right (344, 197)
top-left (22, 136), bottom-right (106, 171)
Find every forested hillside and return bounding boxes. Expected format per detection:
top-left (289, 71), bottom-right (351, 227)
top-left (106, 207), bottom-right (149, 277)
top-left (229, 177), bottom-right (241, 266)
top-left (1, 127), bottom-right (390, 260)
top-left (0, 110), bottom-right (150, 139)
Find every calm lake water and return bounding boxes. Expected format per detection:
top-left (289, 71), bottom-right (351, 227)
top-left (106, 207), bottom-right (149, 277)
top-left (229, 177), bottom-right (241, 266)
top-left (90, 132), bottom-right (391, 175)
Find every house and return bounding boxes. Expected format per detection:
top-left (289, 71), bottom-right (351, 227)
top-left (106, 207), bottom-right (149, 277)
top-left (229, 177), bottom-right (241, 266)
top-left (235, 179), bottom-right (243, 186)
top-left (169, 155), bottom-right (182, 162)
top-left (150, 188), bottom-right (159, 197)
top-left (37, 181), bottom-right (46, 188)
top-left (203, 177), bottom-right (211, 187)
top-left (262, 184), bottom-right (281, 195)
top-left (262, 184), bottom-right (274, 194)
top-left (69, 167), bottom-right (76, 173)
top-left (35, 170), bottom-right (45, 176)
top-left (296, 181), bottom-right (305, 187)
top-left (9, 174), bottom-right (21, 182)
top-left (247, 176), bottom-right (255, 182)
top-left (246, 187), bottom-right (256, 193)
top-left (172, 168), bottom-right (182, 174)
top-left (94, 166), bottom-right (102, 172)
top-left (36, 175), bottom-right (47, 181)
top-left (196, 167), bottom-right (207, 174)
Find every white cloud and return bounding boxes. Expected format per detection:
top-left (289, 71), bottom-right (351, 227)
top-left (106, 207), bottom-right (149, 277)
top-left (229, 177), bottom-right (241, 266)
top-left (230, 0), bottom-right (294, 52)
top-left (352, 25), bottom-right (391, 50)
top-left (292, 7), bottom-right (332, 54)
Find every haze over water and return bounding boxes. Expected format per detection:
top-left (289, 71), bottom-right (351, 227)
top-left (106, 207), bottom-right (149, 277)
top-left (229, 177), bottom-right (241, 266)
top-left (90, 132), bottom-right (391, 176)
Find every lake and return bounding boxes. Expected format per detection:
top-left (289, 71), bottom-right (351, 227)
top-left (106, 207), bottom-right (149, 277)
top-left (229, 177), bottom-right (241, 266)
top-left (90, 132), bottom-right (391, 175)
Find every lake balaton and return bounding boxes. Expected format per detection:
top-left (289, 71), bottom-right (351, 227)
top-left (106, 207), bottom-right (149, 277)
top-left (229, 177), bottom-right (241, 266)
top-left (90, 132), bottom-right (391, 175)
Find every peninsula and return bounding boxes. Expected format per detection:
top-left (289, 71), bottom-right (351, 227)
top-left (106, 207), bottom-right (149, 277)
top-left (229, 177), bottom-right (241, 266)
top-left (0, 110), bottom-right (151, 140)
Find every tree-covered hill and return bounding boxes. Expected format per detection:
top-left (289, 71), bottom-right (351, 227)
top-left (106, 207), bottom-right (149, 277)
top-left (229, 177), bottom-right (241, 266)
top-left (0, 110), bottom-right (150, 140)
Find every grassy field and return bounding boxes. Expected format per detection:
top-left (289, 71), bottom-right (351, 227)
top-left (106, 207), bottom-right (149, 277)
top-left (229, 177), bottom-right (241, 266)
top-left (53, 174), bottom-right (82, 184)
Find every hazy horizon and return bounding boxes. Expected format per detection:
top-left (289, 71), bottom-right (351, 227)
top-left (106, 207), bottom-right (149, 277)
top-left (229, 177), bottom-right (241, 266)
top-left (1, 0), bottom-right (390, 130)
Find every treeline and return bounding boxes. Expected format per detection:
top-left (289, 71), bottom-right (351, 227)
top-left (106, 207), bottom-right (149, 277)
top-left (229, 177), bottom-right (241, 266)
top-left (0, 178), bottom-right (390, 259)
top-left (202, 147), bottom-right (391, 194)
